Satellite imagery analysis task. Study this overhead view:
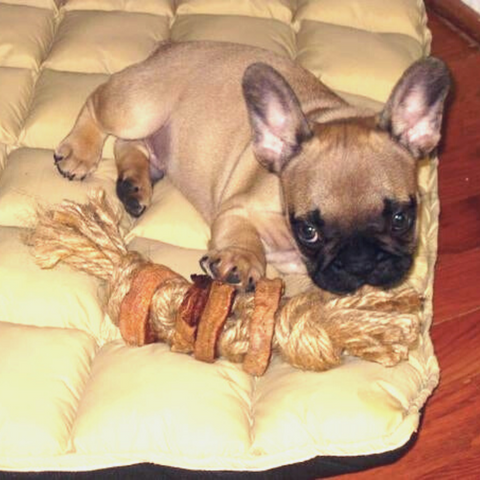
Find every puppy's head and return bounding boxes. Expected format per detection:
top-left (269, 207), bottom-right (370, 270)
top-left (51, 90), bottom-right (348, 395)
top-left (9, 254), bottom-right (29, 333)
top-left (242, 58), bottom-right (450, 294)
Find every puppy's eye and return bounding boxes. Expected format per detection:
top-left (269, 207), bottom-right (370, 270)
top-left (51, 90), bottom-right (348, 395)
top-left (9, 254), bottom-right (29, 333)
top-left (391, 211), bottom-right (411, 233)
top-left (297, 223), bottom-right (319, 244)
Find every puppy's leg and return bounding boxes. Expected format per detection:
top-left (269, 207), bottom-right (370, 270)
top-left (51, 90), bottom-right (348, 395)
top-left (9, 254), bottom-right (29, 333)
top-left (115, 139), bottom-right (158, 217)
top-left (54, 98), bottom-right (107, 181)
top-left (201, 213), bottom-right (266, 291)
top-left (54, 66), bottom-right (171, 181)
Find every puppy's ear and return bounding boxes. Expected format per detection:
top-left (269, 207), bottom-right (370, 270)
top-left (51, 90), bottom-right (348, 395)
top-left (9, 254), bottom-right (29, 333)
top-left (378, 57), bottom-right (451, 159)
top-left (242, 63), bottom-right (313, 174)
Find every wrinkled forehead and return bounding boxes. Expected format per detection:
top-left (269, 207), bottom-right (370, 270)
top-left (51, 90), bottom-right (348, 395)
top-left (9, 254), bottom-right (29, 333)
top-left (285, 121), bottom-right (418, 225)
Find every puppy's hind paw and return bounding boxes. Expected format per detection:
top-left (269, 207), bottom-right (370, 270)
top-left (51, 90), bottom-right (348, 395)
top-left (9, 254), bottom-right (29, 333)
top-left (116, 176), bottom-right (152, 217)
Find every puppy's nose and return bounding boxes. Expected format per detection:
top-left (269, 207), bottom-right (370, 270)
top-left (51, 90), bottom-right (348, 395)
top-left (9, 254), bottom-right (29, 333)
top-left (337, 236), bottom-right (376, 276)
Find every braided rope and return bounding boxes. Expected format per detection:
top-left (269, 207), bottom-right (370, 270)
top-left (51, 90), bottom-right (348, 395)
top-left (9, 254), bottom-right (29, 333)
top-left (25, 189), bottom-right (422, 374)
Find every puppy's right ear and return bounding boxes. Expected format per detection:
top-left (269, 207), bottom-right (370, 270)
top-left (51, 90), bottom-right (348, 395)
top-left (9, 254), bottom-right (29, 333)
top-left (242, 63), bottom-right (313, 174)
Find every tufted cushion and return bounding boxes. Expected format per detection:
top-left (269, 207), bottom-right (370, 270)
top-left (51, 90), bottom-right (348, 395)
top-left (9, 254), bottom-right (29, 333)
top-left (0, 0), bottom-right (439, 474)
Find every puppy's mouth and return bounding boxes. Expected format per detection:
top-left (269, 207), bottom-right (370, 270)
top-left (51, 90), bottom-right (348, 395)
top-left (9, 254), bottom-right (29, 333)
top-left (309, 249), bottom-right (414, 295)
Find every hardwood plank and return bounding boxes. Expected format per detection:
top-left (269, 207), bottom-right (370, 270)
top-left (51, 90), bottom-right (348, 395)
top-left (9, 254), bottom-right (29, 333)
top-left (426, 14), bottom-right (477, 59)
top-left (433, 54), bottom-right (480, 207)
top-left (434, 248), bottom-right (480, 323)
top-left (438, 196), bottom-right (480, 254)
top-left (431, 17), bottom-right (480, 323)
top-left (425, 0), bottom-right (480, 44)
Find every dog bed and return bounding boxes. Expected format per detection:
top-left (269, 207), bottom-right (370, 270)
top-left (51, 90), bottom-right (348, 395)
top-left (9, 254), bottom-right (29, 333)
top-left (0, 0), bottom-right (439, 476)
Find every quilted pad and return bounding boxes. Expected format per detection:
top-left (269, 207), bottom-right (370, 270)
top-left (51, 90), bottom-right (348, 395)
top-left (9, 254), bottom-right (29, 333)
top-left (0, 0), bottom-right (439, 473)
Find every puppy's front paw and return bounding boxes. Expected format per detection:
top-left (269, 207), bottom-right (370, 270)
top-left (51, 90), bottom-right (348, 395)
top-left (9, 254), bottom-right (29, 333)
top-left (116, 176), bottom-right (152, 217)
top-left (200, 247), bottom-right (264, 291)
top-left (53, 138), bottom-right (101, 181)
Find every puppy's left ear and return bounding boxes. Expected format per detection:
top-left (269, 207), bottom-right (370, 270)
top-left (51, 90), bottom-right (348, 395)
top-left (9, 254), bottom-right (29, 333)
top-left (242, 62), bottom-right (313, 174)
top-left (378, 57), bottom-right (451, 159)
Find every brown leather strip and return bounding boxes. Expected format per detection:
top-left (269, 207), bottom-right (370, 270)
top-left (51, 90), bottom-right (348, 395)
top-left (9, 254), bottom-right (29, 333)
top-left (243, 278), bottom-right (284, 376)
top-left (193, 281), bottom-right (236, 363)
top-left (171, 275), bottom-right (213, 353)
top-left (119, 263), bottom-right (181, 346)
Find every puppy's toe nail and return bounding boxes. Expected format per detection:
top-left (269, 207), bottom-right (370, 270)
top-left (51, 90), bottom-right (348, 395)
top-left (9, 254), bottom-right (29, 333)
top-left (209, 258), bottom-right (221, 277)
top-left (59, 168), bottom-right (74, 181)
top-left (53, 153), bottom-right (64, 163)
top-left (200, 255), bottom-right (215, 277)
top-left (246, 276), bottom-right (256, 292)
top-left (225, 267), bottom-right (241, 284)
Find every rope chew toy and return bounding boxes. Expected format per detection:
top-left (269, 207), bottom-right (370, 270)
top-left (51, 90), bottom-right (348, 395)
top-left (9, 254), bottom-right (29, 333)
top-left (26, 190), bottom-right (423, 376)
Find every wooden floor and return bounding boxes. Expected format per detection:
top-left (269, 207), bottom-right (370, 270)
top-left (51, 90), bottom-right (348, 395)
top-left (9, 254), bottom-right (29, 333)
top-left (336, 6), bottom-right (480, 480)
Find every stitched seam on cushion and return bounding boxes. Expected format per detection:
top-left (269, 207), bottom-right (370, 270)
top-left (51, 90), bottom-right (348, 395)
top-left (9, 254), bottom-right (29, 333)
top-left (248, 375), bottom-right (258, 449)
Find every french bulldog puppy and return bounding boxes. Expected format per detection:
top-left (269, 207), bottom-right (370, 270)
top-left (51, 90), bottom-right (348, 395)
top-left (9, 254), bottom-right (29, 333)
top-left (54, 41), bottom-right (450, 294)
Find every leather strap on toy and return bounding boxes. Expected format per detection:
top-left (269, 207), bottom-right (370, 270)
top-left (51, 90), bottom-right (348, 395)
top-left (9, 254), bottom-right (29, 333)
top-left (194, 281), bottom-right (236, 363)
top-left (172, 275), bottom-right (213, 353)
top-left (119, 263), bottom-right (181, 346)
top-left (243, 278), bottom-right (284, 376)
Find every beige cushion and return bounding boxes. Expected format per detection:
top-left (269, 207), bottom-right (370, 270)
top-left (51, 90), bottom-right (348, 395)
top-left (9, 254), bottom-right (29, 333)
top-left (0, 3), bottom-right (55, 69)
top-left (0, 67), bottom-right (34, 145)
top-left (0, 148), bottom-right (123, 228)
top-left (0, 321), bottom-right (97, 456)
top-left (176, 0), bottom-right (296, 23)
top-left (64, 0), bottom-right (174, 15)
top-left (1, 0), bottom-right (61, 7)
top-left (0, 144), bottom-right (6, 172)
top-left (126, 179), bottom-right (211, 250)
top-left (295, 0), bottom-right (431, 45)
top-left (19, 70), bottom-right (109, 151)
top-left (45, 10), bottom-right (170, 74)
top-left (171, 15), bottom-right (296, 58)
top-left (296, 21), bottom-right (424, 103)
top-left (0, 0), bottom-right (440, 473)
top-left (0, 227), bottom-right (117, 340)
